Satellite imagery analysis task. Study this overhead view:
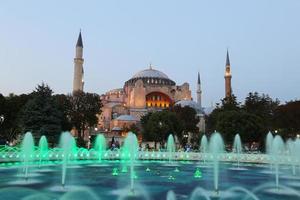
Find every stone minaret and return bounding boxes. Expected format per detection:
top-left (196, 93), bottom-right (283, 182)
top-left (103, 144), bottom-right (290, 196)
top-left (73, 31), bottom-right (84, 93)
top-left (224, 50), bottom-right (232, 98)
top-left (197, 72), bottom-right (202, 108)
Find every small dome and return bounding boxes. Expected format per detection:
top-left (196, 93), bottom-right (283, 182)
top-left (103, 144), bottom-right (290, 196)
top-left (115, 115), bottom-right (137, 121)
top-left (175, 100), bottom-right (204, 114)
top-left (132, 68), bottom-right (169, 79)
top-left (106, 88), bottom-right (123, 94)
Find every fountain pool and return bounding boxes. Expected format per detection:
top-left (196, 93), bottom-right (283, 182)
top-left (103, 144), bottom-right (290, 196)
top-left (0, 131), bottom-right (299, 200)
top-left (0, 161), bottom-right (300, 200)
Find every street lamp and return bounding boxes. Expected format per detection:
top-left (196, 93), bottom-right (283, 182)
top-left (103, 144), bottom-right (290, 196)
top-left (0, 115), bottom-right (4, 125)
top-left (159, 121), bottom-right (162, 127)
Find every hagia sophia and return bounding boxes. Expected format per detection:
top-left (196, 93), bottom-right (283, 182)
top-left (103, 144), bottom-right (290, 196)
top-left (72, 32), bottom-right (232, 143)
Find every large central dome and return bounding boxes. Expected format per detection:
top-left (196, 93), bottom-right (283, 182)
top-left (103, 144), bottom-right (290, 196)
top-left (132, 68), bottom-right (169, 79)
top-left (125, 66), bottom-right (175, 86)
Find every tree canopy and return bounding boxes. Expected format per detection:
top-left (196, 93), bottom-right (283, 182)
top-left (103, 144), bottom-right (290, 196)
top-left (207, 93), bottom-right (277, 145)
top-left (141, 110), bottom-right (183, 148)
top-left (20, 83), bottom-right (62, 144)
top-left (67, 91), bottom-right (102, 143)
top-left (141, 105), bottom-right (200, 148)
top-left (0, 83), bottom-right (103, 146)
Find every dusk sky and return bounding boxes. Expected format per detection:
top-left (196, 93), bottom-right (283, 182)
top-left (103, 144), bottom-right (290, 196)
top-left (0, 0), bottom-right (299, 107)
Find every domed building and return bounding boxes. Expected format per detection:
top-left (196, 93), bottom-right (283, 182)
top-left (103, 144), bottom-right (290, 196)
top-left (98, 65), bottom-right (192, 135)
top-left (72, 32), bottom-right (230, 143)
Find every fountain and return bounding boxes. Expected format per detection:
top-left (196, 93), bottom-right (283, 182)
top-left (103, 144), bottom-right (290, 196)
top-left (38, 135), bottom-right (48, 167)
top-left (293, 138), bottom-right (300, 174)
top-left (266, 131), bottom-right (274, 154)
top-left (93, 134), bottom-right (106, 162)
top-left (194, 168), bottom-right (202, 178)
top-left (287, 138), bottom-right (300, 176)
top-left (266, 131), bottom-right (274, 169)
top-left (200, 134), bottom-right (208, 163)
top-left (166, 190), bottom-right (176, 200)
top-left (233, 134), bottom-right (242, 167)
top-left (123, 132), bottom-right (139, 193)
top-left (21, 132), bottom-right (34, 180)
top-left (60, 132), bottom-right (77, 187)
top-left (167, 134), bottom-right (175, 162)
top-left (200, 134), bottom-right (208, 153)
top-left (0, 130), bottom-right (299, 199)
top-left (208, 132), bottom-right (224, 194)
top-left (270, 135), bottom-right (285, 189)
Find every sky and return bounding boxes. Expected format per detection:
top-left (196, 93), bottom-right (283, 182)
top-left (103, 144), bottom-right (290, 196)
top-left (0, 0), bottom-right (299, 107)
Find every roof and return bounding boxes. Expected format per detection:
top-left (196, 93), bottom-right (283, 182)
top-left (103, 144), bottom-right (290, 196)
top-left (112, 127), bottom-right (122, 131)
top-left (175, 100), bottom-right (204, 114)
top-left (203, 107), bottom-right (214, 115)
top-left (115, 115), bottom-right (137, 121)
top-left (76, 32), bottom-right (83, 47)
top-left (104, 102), bottom-right (122, 108)
top-left (132, 68), bottom-right (169, 79)
top-left (226, 49), bottom-right (230, 66)
top-left (106, 88), bottom-right (124, 94)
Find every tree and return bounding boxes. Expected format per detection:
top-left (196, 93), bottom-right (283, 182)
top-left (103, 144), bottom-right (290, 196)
top-left (67, 91), bottom-right (102, 145)
top-left (221, 95), bottom-right (240, 111)
top-left (206, 94), bottom-right (240, 135)
top-left (172, 105), bottom-right (200, 145)
top-left (20, 84), bottom-right (62, 145)
top-left (207, 92), bottom-right (281, 148)
top-left (244, 92), bottom-right (279, 132)
top-left (273, 101), bottom-right (300, 138)
top-left (141, 110), bottom-right (183, 149)
top-left (123, 123), bottom-right (140, 134)
top-left (1, 93), bottom-right (30, 142)
top-left (53, 94), bottom-right (73, 131)
top-left (215, 110), bottom-right (263, 143)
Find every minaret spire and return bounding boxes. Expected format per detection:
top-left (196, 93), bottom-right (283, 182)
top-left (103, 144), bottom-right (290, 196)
top-left (76, 31), bottom-right (83, 47)
top-left (226, 49), bottom-right (230, 66)
top-left (149, 62), bottom-right (153, 70)
top-left (224, 49), bottom-right (232, 98)
top-left (73, 31), bottom-right (84, 93)
top-left (197, 71), bottom-right (202, 108)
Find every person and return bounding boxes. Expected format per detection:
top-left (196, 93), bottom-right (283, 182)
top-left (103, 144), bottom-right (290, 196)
top-left (115, 140), bottom-right (120, 149)
top-left (110, 136), bottom-right (115, 150)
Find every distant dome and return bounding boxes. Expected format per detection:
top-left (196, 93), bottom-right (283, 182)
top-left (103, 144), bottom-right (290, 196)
top-left (175, 100), bottom-right (204, 114)
top-left (115, 115), bottom-right (137, 121)
top-left (125, 67), bottom-right (175, 86)
top-left (107, 88), bottom-right (123, 94)
top-left (132, 68), bottom-right (169, 79)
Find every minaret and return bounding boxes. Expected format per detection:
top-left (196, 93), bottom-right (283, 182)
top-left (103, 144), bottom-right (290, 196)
top-left (224, 50), bottom-right (232, 98)
top-left (197, 72), bottom-right (202, 108)
top-left (73, 31), bottom-right (84, 93)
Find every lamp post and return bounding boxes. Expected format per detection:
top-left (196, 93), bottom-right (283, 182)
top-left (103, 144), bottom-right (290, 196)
top-left (0, 115), bottom-right (4, 125)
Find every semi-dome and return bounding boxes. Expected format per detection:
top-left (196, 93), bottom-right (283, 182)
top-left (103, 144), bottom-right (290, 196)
top-left (175, 100), bottom-right (204, 114)
top-left (125, 67), bottom-right (175, 86)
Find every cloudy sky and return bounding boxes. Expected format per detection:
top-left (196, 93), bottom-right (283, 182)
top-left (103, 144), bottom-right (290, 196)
top-left (0, 0), bottom-right (299, 106)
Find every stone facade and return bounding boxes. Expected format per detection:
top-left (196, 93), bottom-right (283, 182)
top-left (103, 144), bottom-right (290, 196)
top-left (98, 66), bottom-right (192, 133)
